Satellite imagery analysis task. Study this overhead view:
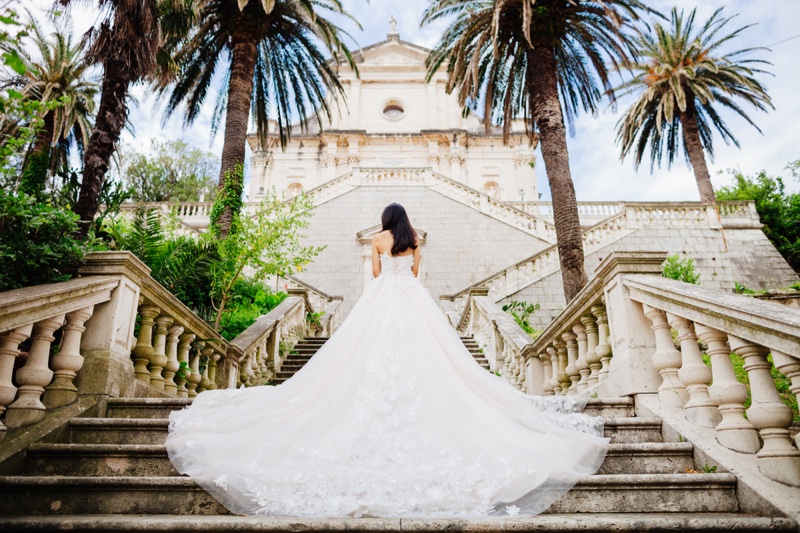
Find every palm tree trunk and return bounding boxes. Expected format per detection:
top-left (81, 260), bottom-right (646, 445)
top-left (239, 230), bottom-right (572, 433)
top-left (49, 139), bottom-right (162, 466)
top-left (529, 47), bottom-right (587, 302)
top-left (679, 100), bottom-right (716, 204)
top-left (215, 31), bottom-right (258, 238)
top-left (73, 58), bottom-right (131, 237)
top-left (19, 112), bottom-right (54, 197)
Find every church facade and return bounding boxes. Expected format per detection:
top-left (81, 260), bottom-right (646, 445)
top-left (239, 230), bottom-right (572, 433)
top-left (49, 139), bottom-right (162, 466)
top-left (247, 28), bottom-right (538, 203)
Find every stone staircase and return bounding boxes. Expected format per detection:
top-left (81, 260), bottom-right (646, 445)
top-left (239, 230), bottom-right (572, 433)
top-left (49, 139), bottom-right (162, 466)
top-left (0, 396), bottom-right (794, 531)
top-left (274, 336), bottom-right (489, 384)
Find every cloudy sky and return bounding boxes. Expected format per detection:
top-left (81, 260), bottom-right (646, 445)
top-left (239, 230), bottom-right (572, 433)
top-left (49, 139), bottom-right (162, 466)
top-left (28, 0), bottom-right (800, 201)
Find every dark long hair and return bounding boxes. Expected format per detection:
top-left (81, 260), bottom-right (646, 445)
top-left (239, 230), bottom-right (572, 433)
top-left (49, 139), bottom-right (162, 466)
top-left (381, 203), bottom-right (418, 256)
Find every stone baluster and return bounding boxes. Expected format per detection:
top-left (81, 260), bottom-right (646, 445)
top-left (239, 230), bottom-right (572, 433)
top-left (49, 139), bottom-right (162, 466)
top-left (250, 351), bottom-right (261, 386)
top-left (187, 339), bottom-right (204, 398)
top-left (539, 352), bottom-right (554, 396)
top-left (771, 350), bottom-right (800, 448)
top-left (0, 325), bottom-right (33, 440)
top-left (554, 340), bottom-right (569, 395)
top-left (149, 315), bottom-right (173, 390)
top-left (562, 330), bottom-right (579, 395)
top-left (5, 315), bottom-right (65, 428)
top-left (208, 352), bottom-right (221, 390)
top-left (547, 345), bottom-right (560, 395)
top-left (43, 307), bottom-right (94, 408)
top-left (728, 336), bottom-right (800, 486)
top-left (695, 325), bottom-right (759, 453)
top-left (573, 323), bottom-right (590, 393)
top-left (668, 315), bottom-right (720, 428)
top-left (162, 324), bottom-right (184, 396)
top-left (592, 305), bottom-right (612, 383)
top-left (132, 305), bottom-right (160, 383)
top-left (199, 346), bottom-right (215, 393)
top-left (580, 314), bottom-right (601, 388)
top-left (238, 353), bottom-right (250, 388)
top-left (175, 332), bottom-right (195, 398)
top-left (643, 305), bottom-right (688, 407)
top-left (258, 340), bottom-right (269, 381)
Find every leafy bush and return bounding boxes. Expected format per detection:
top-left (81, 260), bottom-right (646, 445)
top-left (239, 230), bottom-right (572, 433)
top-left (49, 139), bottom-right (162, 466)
top-left (217, 280), bottom-right (286, 340)
top-left (0, 190), bottom-right (101, 291)
top-left (502, 301), bottom-right (542, 338)
top-left (662, 254), bottom-right (700, 284)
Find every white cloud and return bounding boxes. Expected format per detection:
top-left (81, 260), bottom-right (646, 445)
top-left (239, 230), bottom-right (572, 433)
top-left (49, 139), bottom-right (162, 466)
top-left (25, 0), bottom-right (800, 201)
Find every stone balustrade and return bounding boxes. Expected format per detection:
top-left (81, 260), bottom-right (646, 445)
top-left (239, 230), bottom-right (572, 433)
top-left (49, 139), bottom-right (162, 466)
top-left (282, 276), bottom-right (344, 337)
top-left (457, 289), bottom-right (534, 390)
top-left (0, 251), bottom-right (341, 437)
top-left (498, 251), bottom-right (800, 487)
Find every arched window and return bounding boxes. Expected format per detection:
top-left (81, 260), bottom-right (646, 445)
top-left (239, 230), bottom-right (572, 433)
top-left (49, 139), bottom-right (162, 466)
top-left (382, 98), bottom-right (406, 121)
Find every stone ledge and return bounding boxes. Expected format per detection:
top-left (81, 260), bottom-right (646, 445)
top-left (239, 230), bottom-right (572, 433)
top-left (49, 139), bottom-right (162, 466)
top-left (0, 513), bottom-right (794, 532)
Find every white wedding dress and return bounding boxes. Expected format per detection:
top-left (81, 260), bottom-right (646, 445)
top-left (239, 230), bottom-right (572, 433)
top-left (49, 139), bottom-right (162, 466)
top-left (166, 253), bottom-right (609, 517)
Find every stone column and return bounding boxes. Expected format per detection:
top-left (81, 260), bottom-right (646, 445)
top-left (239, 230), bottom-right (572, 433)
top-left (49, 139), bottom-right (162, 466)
top-left (695, 325), bottom-right (759, 453)
top-left (643, 305), bottom-right (688, 407)
top-left (562, 330), bottom-right (579, 394)
top-left (592, 305), bottom-right (612, 384)
top-left (175, 332), bottom-right (195, 398)
top-left (539, 352), bottom-right (554, 396)
top-left (149, 315), bottom-right (173, 390)
top-left (729, 335), bottom-right (800, 486)
top-left (580, 314), bottom-right (601, 388)
top-left (554, 340), bottom-right (569, 395)
top-left (0, 325), bottom-right (33, 439)
top-left (573, 323), bottom-right (590, 393)
top-left (43, 306), bottom-right (94, 408)
top-left (131, 305), bottom-right (159, 384)
top-left (668, 315), bottom-right (720, 428)
top-left (771, 349), bottom-right (800, 449)
top-left (5, 315), bottom-right (64, 428)
top-left (163, 324), bottom-right (184, 396)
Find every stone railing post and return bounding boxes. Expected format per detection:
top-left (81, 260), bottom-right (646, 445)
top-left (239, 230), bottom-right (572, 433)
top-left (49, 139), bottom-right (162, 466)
top-left (771, 350), bottom-right (800, 448)
top-left (187, 340), bottom-right (204, 398)
top-left (43, 306), bottom-right (94, 408)
top-left (580, 314), bottom-right (601, 388)
top-left (553, 340), bottom-right (568, 395)
top-left (728, 335), bottom-right (800, 486)
top-left (643, 305), bottom-right (687, 407)
top-left (695, 324), bottom-right (759, 453)
top-left (5, 315), bottom-right (64, 428)
top-left (562, 330), bottom-right (579, 394)
top-left (539, 351), bottom-right (554, 396)
top-left (597, 252), bottom-right (665, 396)
top-left (572, 323), bottom-right (590, 393)
top-left (592, 305), bottom-right (612, 384)
top-left (76, 251), bottom-right (148, 401)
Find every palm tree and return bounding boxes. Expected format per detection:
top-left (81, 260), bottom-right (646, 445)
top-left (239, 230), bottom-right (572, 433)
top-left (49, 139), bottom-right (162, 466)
top-left (615, 8), bottom-right (773, 204)
top-left (64, 0), bottom-right (178, 236)
top-left (2, 17), bottom-right (97, 192)
top-left (424, 0), bottom-right (646, 302)
top-left (158, 0), bottom-right (355, 237)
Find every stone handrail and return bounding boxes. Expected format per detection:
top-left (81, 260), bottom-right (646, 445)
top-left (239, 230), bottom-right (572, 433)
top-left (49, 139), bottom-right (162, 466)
top-left (458, 291), bottom-right (534, 390)
top-left (512, 251), bottom-right (800, 488)
top-left (442, 210), bottom-right (632, 327)
top-left (282, 275), bottom-right (344, 336)
top-left (0, 251), bottom-right (334, 439)
top-left (0, 276), bottom-right (120, 438)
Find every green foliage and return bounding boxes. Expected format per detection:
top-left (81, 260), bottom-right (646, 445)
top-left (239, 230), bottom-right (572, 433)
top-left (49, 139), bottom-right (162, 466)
top-left (306, 311), bottom-right (325, 332)
top-left (701, 464), bottom-right (718, 474)
top-left (662, 255), bottom-right (700, 284)
top-left (210, 189), bottom-right (324, 330)
top-left (0, 189), bottom-right (101, 291)
top-left (502, 301), bottom-right (542, 338)
top-left (716, 164), bottom-right (800, 272)
top-left (118, 138), bottom-right (218, 203)
top-left (217, 280), bottom-right (287, 340)
top-left (734, 281), bottom-right (756, 295)
top-left (209, 164), bottom-right (244, 236)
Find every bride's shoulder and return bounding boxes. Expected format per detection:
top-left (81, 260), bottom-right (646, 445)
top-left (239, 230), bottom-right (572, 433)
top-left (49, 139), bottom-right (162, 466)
top-left (372, 231), bottom-right (392, 243)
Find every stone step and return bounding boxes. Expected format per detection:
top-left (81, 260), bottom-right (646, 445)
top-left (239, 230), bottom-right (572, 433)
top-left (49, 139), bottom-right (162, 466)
top-left (107, 398), bottom-right (192, 419)
top-left (0, 513), bottom-right (794, 532)
top-left (604, 418), bottom-right (662, 444)
top-left (0, 474), bottom-right (739, 515)
top-left (584, 397), bottom-right (635, 418)
top-left (25, 442), bottom-right (695, 477)
top-left (69, 418), bottom-right (170, 445)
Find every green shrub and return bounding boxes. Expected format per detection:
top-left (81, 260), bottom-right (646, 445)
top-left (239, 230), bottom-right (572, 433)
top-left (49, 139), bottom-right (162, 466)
top-left (502, 301), bottom-right (542, 338)
top-left (662, 254), bottom-right (700, 284)
top-left (217, 280), bottom-right (287, 340)
top-left (0, 190), bottom-right (101, 291)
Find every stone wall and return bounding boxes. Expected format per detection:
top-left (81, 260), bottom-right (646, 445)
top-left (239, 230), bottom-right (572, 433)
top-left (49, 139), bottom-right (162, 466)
top-left (507, 225), bottom-right (798, 330)
top-left (293, 185), bottom-right (549, 313)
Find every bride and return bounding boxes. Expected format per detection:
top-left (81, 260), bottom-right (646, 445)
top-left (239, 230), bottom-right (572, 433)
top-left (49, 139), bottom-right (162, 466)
top-left (166, 203), bottom-right (609, 518)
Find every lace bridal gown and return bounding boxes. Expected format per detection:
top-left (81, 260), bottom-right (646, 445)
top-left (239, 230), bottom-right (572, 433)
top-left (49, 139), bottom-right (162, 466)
top-left (166, 253), bottom-right (609, 518)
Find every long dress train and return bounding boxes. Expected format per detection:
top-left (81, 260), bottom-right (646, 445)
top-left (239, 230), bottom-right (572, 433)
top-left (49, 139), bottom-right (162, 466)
top-left (166, 253), bottom-right (609, 517)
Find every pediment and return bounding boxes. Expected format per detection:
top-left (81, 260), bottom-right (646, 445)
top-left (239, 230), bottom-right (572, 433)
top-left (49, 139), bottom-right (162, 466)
top-left (357, 40), bottom-right (430, 67)
top-left (357, 224), bottom-right (428, 245)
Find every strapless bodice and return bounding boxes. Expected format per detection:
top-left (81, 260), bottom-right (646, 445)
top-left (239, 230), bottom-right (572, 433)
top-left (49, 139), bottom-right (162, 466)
top-left (380, 253), bottom-right (414, 276)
